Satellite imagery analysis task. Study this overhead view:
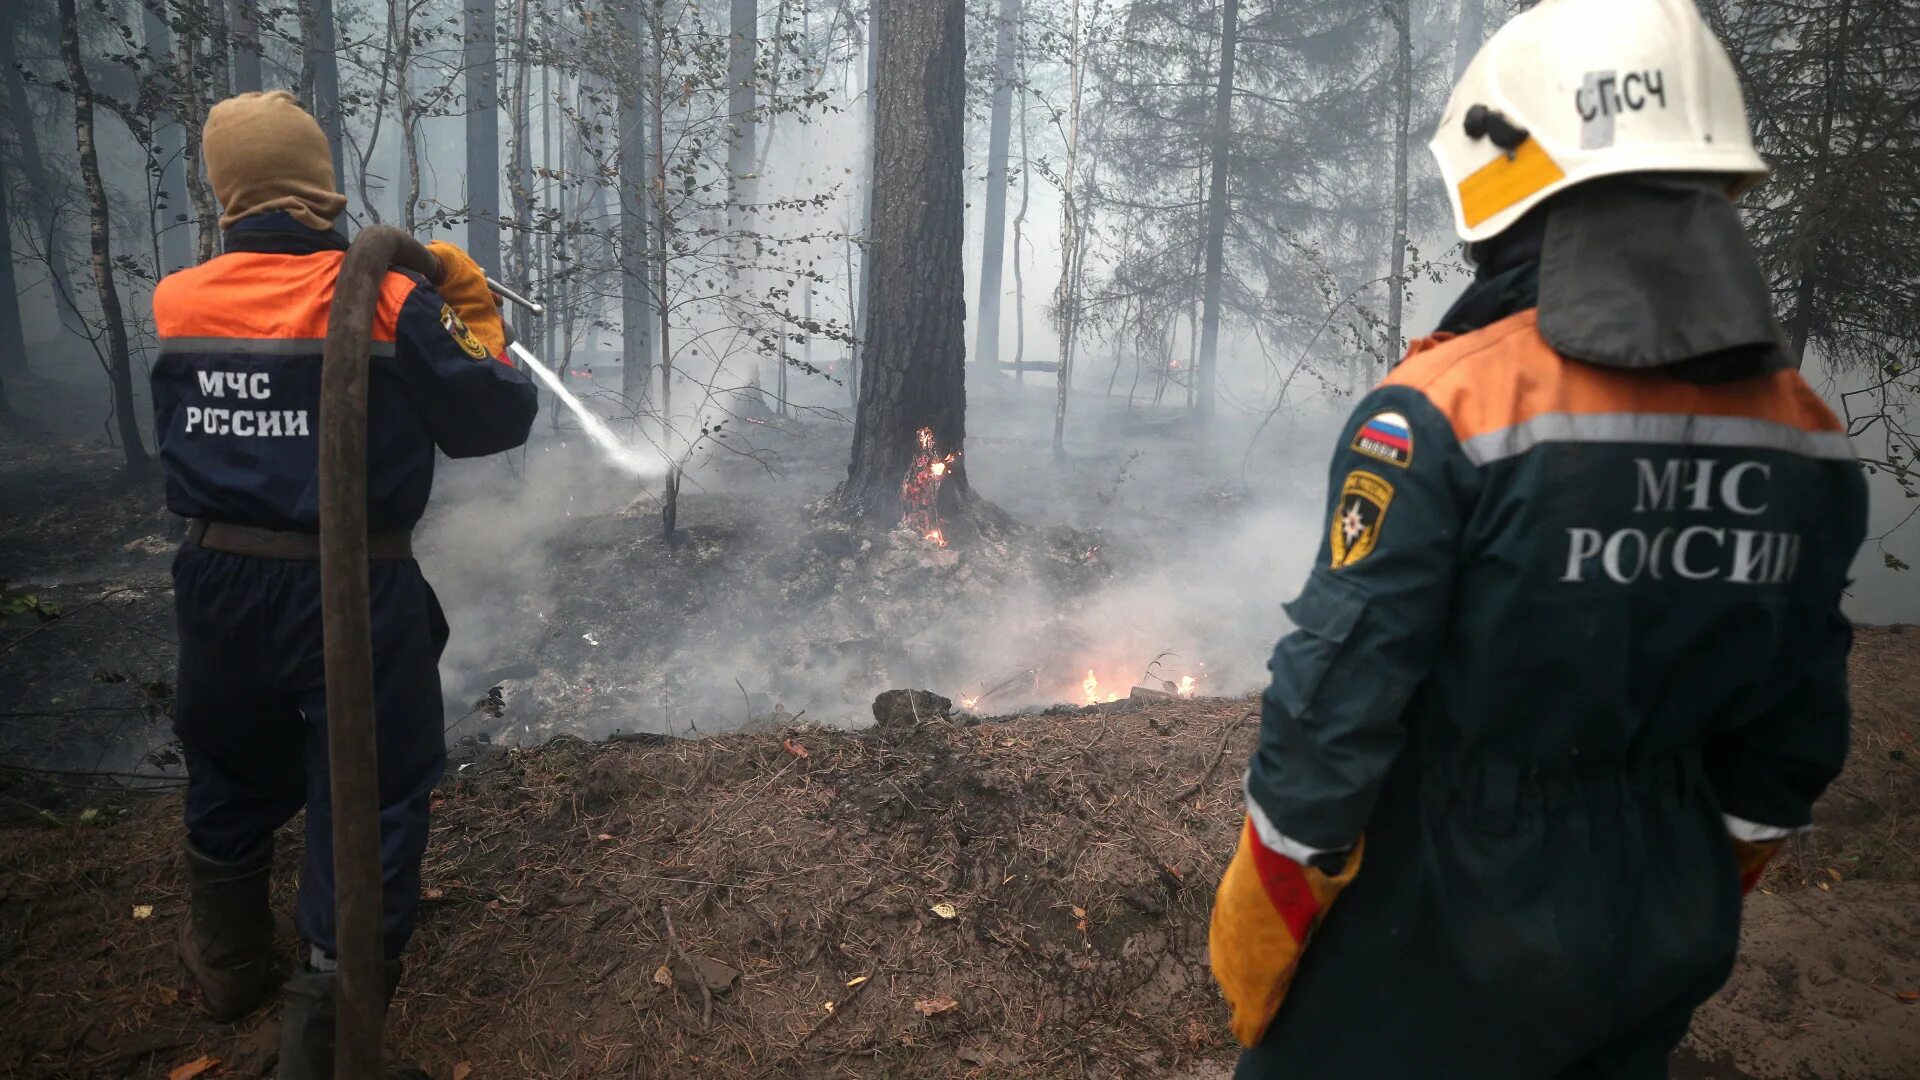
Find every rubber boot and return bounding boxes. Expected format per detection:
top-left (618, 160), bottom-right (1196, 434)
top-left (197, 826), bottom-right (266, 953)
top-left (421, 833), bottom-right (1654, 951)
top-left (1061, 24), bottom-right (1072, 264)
top-left (177, 839), bottom-right (276, 1021)
top-left (276, 957), bottom-right (405, 1080)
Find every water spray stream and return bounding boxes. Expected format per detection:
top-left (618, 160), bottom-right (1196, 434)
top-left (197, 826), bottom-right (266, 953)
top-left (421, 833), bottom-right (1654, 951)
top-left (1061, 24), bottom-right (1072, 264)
top-left (508, 341), bottom-right (660, 476)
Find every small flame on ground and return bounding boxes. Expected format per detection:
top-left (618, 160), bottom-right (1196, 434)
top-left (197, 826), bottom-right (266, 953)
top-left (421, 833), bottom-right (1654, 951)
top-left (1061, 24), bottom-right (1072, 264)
top-left (1081, 670), bottom-right (1120, 706)
top-left (960, 696), bottom-right (979, 711)
top-left (1176, 675), bottom-right (1197, 698)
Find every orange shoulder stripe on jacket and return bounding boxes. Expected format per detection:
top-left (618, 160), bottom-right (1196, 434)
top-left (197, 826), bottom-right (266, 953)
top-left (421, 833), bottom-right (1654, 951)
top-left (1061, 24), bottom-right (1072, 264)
top-left (153, 251), bottom-right (419, 345)
top-left (1383, 310), bottom-right (1846, 458)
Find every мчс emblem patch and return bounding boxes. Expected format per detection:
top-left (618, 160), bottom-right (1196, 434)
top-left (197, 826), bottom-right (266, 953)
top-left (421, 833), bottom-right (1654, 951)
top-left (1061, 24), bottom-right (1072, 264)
top-left (1351, 410), bottom-right (1412, 467)
top-left (439, 303), bottom-right (489, 360)
top-left (1329, 470), bottom-right (1393, 569)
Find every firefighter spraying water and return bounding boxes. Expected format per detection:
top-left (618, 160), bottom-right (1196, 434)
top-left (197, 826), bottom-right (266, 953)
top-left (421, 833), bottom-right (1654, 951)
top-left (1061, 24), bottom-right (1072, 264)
top-left (151, 91), bottom-right (538, 1079)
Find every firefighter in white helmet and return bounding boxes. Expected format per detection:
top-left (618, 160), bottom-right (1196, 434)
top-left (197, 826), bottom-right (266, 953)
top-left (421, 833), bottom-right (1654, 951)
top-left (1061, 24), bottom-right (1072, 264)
top-left (1210, 1), bottom-right (1866, 1075)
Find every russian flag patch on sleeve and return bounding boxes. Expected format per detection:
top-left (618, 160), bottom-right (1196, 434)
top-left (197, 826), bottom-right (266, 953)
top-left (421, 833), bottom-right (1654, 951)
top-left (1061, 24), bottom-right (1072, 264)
top-left (1352, 410), bottom-right (1413, 467)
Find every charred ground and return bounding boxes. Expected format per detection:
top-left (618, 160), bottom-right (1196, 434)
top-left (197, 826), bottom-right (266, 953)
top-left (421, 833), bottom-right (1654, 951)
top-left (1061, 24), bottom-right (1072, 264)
top-left (2, 385), bottom-right (1918, 1080)
top-left (2, 638), bottom-right (1917, 1079)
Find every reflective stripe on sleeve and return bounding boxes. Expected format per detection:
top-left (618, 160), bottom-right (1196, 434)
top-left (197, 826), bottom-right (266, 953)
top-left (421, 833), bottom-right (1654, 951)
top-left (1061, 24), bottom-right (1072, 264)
top-left (1460, 412), bottom-right (1857, 467)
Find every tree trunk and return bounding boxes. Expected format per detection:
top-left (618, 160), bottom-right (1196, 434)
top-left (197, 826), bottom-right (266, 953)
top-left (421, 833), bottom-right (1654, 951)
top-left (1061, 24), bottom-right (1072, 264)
top-left (464, 0), bottom-right (502, 276)
top-left (1010, 59), bottom-right (1030, 384)
top-left (728, 0), bottom-right (758, 231)
top-left (618, 0), bottom-right (654, 405)
top-left (973, 0), bottom-right (1020, 373)
top-left (840, 0), bottom-right (974, 523)
top-left (206, 0), bottom-right (233, 100)
top-left (231, 0), bottom-right (263, 93)
top-left (58, 0), bottom-right (148, 471)
top-left (848, 2), bottom-right (878, 397)
top-left (1451, 0), bottom-right (1484, 80)
top-left (754, 0), bottom-right (789, 167)
top-left (178, 39), bottom-right (223, 263)
top-left (1786, 0), bottom-right (1851, 369)
top-left (1051, 0), bottom-right (1081, 456)
top-left (142, 4), bottom-right (195, 274)
top-left (1384, 0), bottom-right (1411, 367)
top-left (507, 0), bottom-right (533, 283)
top-left (0, 157), bottom-right (25, 380)
top-left (651, 29), bottom-right (672, 423)
top-left (397, 0), bottom-right (421, 230)
top-left (727, 0), bottom-right (760, 390)
top-left (651, 28), bottom-right (682, 539)
top-left (539, 49), bottom-right (554, 364)
top-left (1194, 0), bottom-right (1238, 418)
top-left (1, 22), bottom-right (85, 342)
top-left (305, 0), bottom-right (345, 189)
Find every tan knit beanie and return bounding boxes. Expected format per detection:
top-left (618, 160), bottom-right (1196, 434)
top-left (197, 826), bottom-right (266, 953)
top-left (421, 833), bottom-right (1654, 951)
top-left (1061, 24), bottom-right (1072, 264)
top-left (203, 91), bottom-right (348, 231)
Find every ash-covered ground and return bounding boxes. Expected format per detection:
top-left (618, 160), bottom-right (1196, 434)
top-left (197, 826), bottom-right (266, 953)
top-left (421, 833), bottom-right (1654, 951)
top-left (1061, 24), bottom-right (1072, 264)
top-left (422, 371), bottom-right (1337, 751)
top-left (0, 367), bottom-right (1342, 774)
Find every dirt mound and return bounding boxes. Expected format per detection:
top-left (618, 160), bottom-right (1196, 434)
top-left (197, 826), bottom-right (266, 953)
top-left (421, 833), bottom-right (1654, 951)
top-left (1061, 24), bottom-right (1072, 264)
top-left (3, 628), bottom-right (1916, 1079)
top-left (0, 700), bottom-right (1253, 1079)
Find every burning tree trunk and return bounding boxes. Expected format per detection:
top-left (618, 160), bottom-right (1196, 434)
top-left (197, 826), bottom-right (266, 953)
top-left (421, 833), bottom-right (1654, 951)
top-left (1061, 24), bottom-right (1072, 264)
top-left (973, 0), bottom-right (1020, 374)
top-left (839, 0), bottom-right (988, 532)
top-left (463, 0), bottom-right (502, 276)
top-left (1194, 0), bottom-right (1239, 419)
top-left (59, 0), bottom-right (149, 471)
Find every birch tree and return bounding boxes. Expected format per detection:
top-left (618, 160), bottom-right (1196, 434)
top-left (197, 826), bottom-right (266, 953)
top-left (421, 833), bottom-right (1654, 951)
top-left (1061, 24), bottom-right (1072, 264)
top-left (57, 0), bottom-right (147, 470)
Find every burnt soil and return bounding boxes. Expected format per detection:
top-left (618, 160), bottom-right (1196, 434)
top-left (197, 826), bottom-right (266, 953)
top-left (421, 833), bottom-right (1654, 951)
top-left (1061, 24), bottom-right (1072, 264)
top-left (2, 630), bottom-right (1917, 1080)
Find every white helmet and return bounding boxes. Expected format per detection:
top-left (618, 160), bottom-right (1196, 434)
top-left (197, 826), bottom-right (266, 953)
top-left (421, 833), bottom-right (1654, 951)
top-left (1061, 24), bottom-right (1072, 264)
top-left (1430, 0), bottom-right (1768, 244)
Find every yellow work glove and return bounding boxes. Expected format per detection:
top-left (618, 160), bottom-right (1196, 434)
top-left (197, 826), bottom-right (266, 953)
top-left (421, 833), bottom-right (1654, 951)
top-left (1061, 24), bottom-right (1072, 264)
top-left (424, 240), bottom-right (507, 362)
top-left (1209, 818), bottom-right (1362, 1048)
top-left (1732, 836), bottom-right (1782, 896)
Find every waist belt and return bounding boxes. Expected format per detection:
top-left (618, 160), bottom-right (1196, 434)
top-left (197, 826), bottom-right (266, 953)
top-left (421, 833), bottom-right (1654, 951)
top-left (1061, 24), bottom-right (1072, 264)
top-left (186, 520), bottom-right (414, 561)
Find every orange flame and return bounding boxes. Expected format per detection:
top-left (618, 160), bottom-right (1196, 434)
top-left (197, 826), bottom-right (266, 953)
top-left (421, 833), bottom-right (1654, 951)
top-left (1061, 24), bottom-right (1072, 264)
top-left (902, 427), bottom-right (960, 548)
top-left (1175, 675), bottom-right (1197, 698)
top-left (1080, 670), bottom-right (1121, 705)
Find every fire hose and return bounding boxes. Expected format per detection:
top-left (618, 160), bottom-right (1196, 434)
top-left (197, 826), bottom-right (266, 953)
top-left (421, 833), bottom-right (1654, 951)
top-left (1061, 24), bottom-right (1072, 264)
top-left (322, 227), bottom-right (542, 1077)
top-left (318, 226), bottom-right (450, 1078)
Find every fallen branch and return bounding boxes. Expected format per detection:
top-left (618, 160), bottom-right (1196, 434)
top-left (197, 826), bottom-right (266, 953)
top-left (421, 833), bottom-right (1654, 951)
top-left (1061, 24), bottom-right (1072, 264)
top-left (1168, 709), bottom-right (1254, 806)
